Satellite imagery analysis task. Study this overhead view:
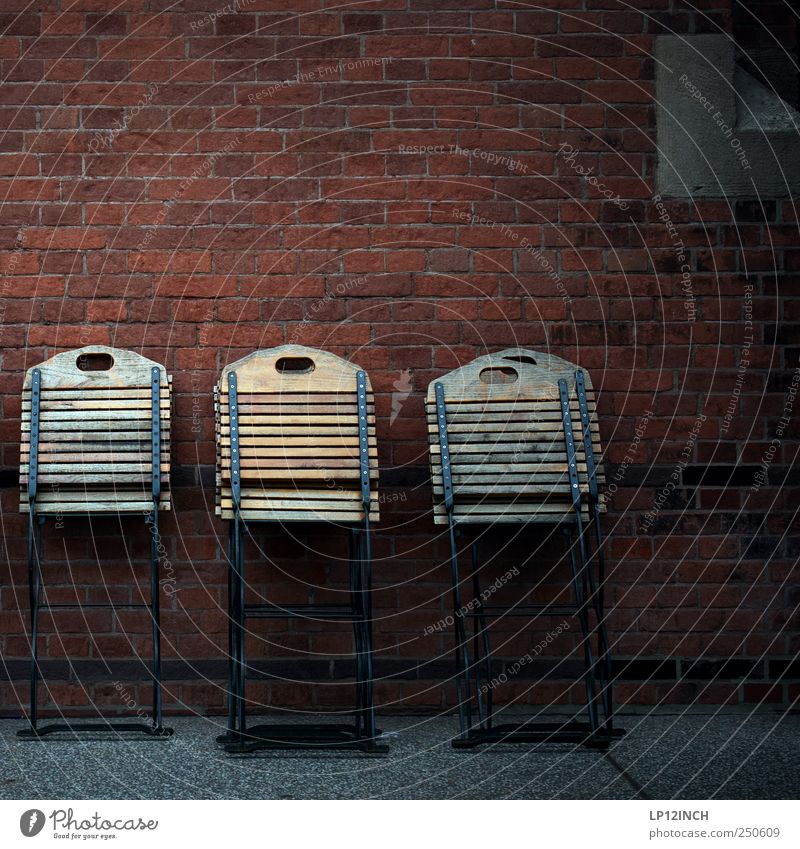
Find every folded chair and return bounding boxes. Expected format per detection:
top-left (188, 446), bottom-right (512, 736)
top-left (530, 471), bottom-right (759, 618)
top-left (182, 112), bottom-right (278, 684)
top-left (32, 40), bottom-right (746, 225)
top-left (18, 345), bottom-right (172, 738)
top-left (215, 345), bottom-right (385, 753)
top-left (426, 348), bottom-right (620, 749)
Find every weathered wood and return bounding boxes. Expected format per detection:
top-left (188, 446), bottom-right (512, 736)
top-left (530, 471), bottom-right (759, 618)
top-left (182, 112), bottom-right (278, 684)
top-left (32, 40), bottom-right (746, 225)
top-left (21, 450), bottom-right (169, 462)
top-left (427, 348), bottom-right (605, 524)
top-left (21, 421), bottom-right (170, 434)
top-left (22, 473), bottom-right (170, 485)
top-left (219, 446), bottom-right (376, 459)
top-left (218, 402), bottom-right (374, 415)
top-left (218, 391), bottom-right (368, 405)
top-left (219, 467), bottom-right (378, 481)
top-left (217, 508), bottom-right (378, 522)
top-left (216, 345), bottom-right (379, 522)
top-left (22, 495), bottom-right (171, 513)
top-left (21, 346), bottom-right (169, 390)
top-left (19, 345), bottom-right (172, 515)
top-left (220, 458), bottom-right (378, 472)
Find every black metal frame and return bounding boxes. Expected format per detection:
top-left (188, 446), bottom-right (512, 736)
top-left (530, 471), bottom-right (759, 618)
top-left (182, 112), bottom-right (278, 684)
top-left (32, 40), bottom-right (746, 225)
top-left (18, 366), bottom-right (173, 739)
top-left (218, 369), bottom-right (387, 754)
top-left (436, 372), bottom-right (622, 750)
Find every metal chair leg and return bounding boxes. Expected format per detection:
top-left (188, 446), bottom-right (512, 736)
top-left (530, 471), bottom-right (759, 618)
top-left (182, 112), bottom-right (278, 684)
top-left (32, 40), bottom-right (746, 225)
top-left (228, 522), bottom-right (240, 735)
top-left (149, 507), bottom-right (163, 731)
top-left (470, 540), bottom-right (493, 731)
top-left (574, 368), bottom-right (615, 732)
top-left (447, 517), bottom-right (472, 739)
top-left (349, 528), bottom-right (366, 738)
top-left (233, 513), bottom-right (246, 740)
top-left (27, 512), bottom-right (42, 735)
top-left (587, 506), bottom-right (614, 731)
top-left (565, 524), bottom-right (600, 735)
top-left (359, 517), bottom-right (377, 740)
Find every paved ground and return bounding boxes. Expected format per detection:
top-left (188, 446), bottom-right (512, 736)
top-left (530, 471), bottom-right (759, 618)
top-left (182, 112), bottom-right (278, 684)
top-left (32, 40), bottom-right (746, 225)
top-left (1, 708), bottom-right (797, 799)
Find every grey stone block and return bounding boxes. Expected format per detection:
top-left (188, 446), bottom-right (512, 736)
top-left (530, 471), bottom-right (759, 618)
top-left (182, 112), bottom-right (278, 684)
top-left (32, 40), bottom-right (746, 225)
top-left (655, 35), bottom-right (800, 197)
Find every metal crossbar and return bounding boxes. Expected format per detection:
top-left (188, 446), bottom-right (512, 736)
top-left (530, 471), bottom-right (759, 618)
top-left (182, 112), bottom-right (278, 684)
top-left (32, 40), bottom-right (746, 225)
top-left (219, 368), bottom-right (386, 754)
top-left (18, 363), bottom-right (172, 740)
top-left (436, 373), bottom-right (622, 750)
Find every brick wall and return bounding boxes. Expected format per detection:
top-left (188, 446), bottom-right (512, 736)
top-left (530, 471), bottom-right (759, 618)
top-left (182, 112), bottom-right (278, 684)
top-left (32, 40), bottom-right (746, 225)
top-left (1, 0), bottom-right (798, 718)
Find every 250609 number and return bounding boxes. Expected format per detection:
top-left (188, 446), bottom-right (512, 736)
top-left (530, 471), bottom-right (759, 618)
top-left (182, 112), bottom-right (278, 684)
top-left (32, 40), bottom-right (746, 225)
top-left (735, 827), bottom-right (780, 838)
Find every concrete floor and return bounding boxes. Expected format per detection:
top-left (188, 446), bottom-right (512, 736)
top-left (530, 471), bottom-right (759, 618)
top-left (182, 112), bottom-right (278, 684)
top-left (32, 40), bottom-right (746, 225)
top-left (1, 709), bottom-right (797, 799)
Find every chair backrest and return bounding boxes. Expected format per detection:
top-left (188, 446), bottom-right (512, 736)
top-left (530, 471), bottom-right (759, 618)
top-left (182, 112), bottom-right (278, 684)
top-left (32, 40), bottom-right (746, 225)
top-left (215, 345), bottom-right (379, 523)
top-left (426, 348), bottom-right (604, 525)
top-left (19, 345), bottom-right (171, 515)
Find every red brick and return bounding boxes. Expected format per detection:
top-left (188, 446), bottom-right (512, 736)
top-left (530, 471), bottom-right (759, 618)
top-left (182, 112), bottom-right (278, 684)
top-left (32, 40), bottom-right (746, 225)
top-left (0, 3), bottom-right (791, 714)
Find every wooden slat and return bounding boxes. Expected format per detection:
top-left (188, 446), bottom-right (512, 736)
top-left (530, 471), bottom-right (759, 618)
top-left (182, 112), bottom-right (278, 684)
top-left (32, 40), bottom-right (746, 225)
top-left (218, 509), bottom-right (375, 522)
top-left (22, 498), bottom-right (171, 512)
top-left (219, 402), bottom-right (373, 414)
top-left (21, 433), bottom-right (162, 445)
top-left (219, 467), bottom-right (377, 482)
top-left (22, 474), bottom-right (169, 485)
top-left (227, 425), bottom-right (369, 436)
top-left (22, 422), bottom-right (170, 435)
top-left (432, 398), bottom-right (595, 412)
top-left (426, 348), bottom-right (605, 523)
top-left (20, 345), bottom-right (172, 515)
top-left (219, 414), bottom-right (374, 427)
top-left (22, 461), bottom-right (168, 473)
top-left (220, 457), bottom-right (376, 471)
top-left (215, 345), bottom-right (379, 523)
top-left (434, 501), bottom-right (589, 514)
top-left (21, 450), bottom-right (168, 462)
top-left (24, 388), bottom-right (169, 400)
top-left (219, 446), bottom-right (376, 459)
top-left (218, 392), bottom-right (370, 404)
top-left (218, 435), bottom-right (362, 448)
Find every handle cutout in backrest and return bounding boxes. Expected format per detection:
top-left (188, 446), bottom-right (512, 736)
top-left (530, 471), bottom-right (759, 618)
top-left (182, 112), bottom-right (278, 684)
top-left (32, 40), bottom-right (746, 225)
top-left (503, 354), bottom-right (536, 366)
top-left (276, 356), bottom-right (315, 375)
top-left (77, 353), bottom-right (114, 372)
top-left (479, 366), bottom-right (518, 384)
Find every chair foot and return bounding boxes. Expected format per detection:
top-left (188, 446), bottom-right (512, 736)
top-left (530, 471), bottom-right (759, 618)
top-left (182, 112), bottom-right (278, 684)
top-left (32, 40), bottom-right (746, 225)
top-left (218, 723), bottom-right (388, 754)
top-left (18, 721), bottom-right (174, 739)
top-left (451, 721), bottom-right (624, 750)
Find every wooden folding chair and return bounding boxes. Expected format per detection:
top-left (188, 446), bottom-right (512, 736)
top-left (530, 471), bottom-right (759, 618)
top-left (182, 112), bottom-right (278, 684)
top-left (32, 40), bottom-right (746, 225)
top-left (214, 345), bottom-right (385, 753)
top-left (18, 345), bottom-right (172, 738)
top-left (426, 348), bottom-right (620, 748)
